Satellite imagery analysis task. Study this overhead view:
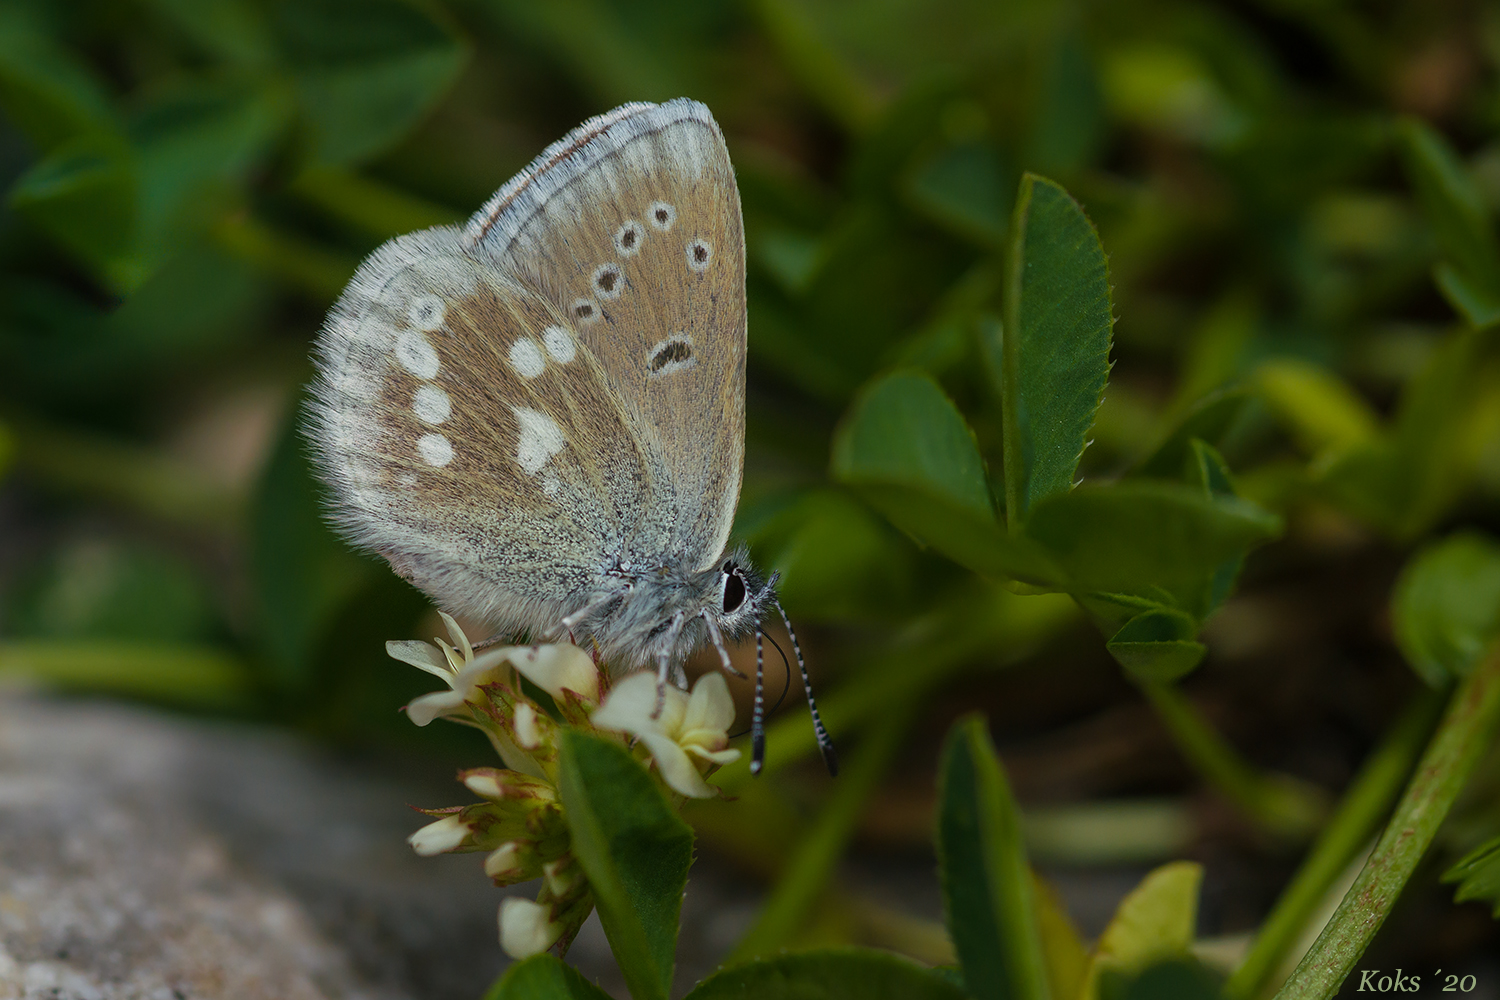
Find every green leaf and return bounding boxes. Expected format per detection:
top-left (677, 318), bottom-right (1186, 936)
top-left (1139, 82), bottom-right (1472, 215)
top-left (251, 410), bottom-right (371, 694)
top-left (682, 950), bottom-right (969, 1000)
top-left (1434, 261), bottom-right (1500, 329)
top-left (1254, 358), bottom-right (1379, 457)
top-left (0, 5), bottom-right (116, 149)
top-left (1442, 835), bottom-right (1500, 919)
top-left (270, 0), bottom-right (468, 166)
top-left (1136, 388), bottom-right (1251, 479)
top-left (0, 640), bottom-right (252, 713)
top-left (1397, 117), bottom-right (1500, 311)
top-left (1024, 482), bottom-right (1280, 602)
top-left (1106, 609), bottom-right (1206, 683)
top-left (832, 372), bottom-right (1059, 583)
top-left (483, 954), bottom-right (615, 1000)
top-left (8, 132), bottom-right (140, 291)
top-left (906, 139), bottom-right (1012, 247)
top-left (1000, 173), bottom-right (1114, 526)
top-left (1083, 861), bottom-right (1203, 997)
top-left (138, 0), bottom-right (275, 67)
top-left (1391, 533), bottom-right (1500, 688)
top-left (833, 371), bottom-right (993, 519)
top-left (557, 731), bottom-right (694, 1000)
top-left (1097, 959), bottom-right (1221, 1000)
top-left (937, 715), bottom-right (1049, 1000)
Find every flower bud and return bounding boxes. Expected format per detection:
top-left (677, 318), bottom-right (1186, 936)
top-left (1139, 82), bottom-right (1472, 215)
top-left (408, 814), bottom-right (470, 856)
top-left (499, 897), bottom-right (565, 958)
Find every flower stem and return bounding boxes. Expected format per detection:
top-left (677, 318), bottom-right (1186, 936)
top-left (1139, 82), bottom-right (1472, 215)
top-left (1273, 642), bottom-right (1500, 1000)
top-left (1139, 680), bottom-right (1327, 839)
top-left (726, 699), bottom-right (919, 963)
top-left (1222, 689), bottom-right (1444, 999)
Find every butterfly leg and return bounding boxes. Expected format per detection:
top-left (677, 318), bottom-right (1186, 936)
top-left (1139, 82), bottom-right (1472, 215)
top-left (652, 651), bottom-right (670, 720)
top-left (774, 599), bottom-right (838, 777)
top-left (699, 611), bottom-right (746, 678)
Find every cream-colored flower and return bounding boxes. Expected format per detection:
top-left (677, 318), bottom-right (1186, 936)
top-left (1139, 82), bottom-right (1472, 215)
top-left (388, 614), bottom-right (601, 726)
top-left (387, 612), bottom-right (512, 726)
top-left (591, 671), bottom-right (741, 798)
top-left (499, 897), bottom-right (564, 958)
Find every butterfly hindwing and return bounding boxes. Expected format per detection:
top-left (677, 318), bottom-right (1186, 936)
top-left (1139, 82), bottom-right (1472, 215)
top-left (309, 232), bottom-right (656, 634)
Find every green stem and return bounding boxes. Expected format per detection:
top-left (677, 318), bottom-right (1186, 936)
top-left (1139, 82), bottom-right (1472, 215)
top-left (1223, 690), bottom-right (1444, 999)
top-left (1140, 680), bottom-right (1327, 839)
top-left (1273, 643), bottom-right (1500, 1000)
top-left (726, 700), bottom-right (917, 963)
top-left (290, 167), bottom-right (460, 238)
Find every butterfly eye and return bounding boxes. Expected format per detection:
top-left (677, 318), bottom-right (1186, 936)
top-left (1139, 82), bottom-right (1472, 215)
top-left (722, 570), bottom-right (746, 613)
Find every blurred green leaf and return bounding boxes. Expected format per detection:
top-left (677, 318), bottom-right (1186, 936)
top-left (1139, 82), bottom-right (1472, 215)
top-left (1024, 482), bottom-right (1280, 603)
top-left (832, 371), bottom-right (1058, 582)
top-left (0, 4), bottom-right (115, 149)
top-left (6, 536), bottom-right (218, 642)
top-left (1083, 861), bottom-right (1203, 996)
top-left (1442, 835), bottom-right (1500, 919)
top-left (1397, 118), bottom-right (1500, 322)
top-left (129, 77), bottom-right (291, 259)
top-left (1106, 608), bottom-right (1206, 683)
top-left (1000, 173), bottom-right (1113, 526)
top-left (251, 411), bottom-right (370, 694)
top-left (139, 0), bottom-right (275, 67)
top-left (0, 640), bottom-right (252, 712)
top-left (1136, 389), bottom-right (1252, 479)
top-left (937, 714), bottom-right (1049, 1000)
top-left (1254, 358), bottom-right (1379, 458)
top-left (682, 950), bottom-right (969, 1000)
top-left (8, 131), bottom-right (139, 290)
top-left (484, 954), bottom-right (615, 1000)
top-left (289, 165), bottom-right (460, 237)
top-left (1097, 958), bottom-right (1221, 1000)
top-left (747, 489), bottom-right (915, 622)
top-left (557, 731), bottom-right (693, 1000)
top-left (1392, 533), bottom-right (1500, 688)
top-left (907, 139), bottom-right (1011, 247)
top-left (270, 0), bottom-right (468, 166)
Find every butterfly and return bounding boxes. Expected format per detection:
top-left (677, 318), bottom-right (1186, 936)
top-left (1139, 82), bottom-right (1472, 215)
top-left (305, 99), bottom-right (835, 776)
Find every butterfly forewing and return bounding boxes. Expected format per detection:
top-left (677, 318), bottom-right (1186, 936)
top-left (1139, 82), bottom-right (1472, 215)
top-left (466, 100), bottom-right (747, 573)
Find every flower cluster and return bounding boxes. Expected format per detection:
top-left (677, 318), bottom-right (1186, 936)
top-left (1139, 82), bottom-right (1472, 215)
top-left (393, 613), bottom-right (740, 958)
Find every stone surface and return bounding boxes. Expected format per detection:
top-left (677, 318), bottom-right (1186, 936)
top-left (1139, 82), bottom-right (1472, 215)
top-left (0, 692), bottom-right (585, 999)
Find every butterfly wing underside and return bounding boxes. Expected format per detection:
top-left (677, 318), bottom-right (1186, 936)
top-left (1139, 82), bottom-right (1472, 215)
top-left (307, 100), bottom-right (746, 636)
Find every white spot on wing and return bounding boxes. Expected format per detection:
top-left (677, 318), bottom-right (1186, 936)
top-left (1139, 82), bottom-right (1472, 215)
top-left (509, 338), bottom-right (546, 378)
top-left (408, 295), bottom-right (446, 332)
top-left (542, 326), bottom-right (576, 363)
top-left (512, 406), bottom-right (565, 475)
top-left (413, 384), bottom-right (451, 424)
top-left (395, 331), bottom-right (440, 378)
top-left (649, 201), bottom-right (676, 231)
top-left (417, 433), bottom-right (453, 467)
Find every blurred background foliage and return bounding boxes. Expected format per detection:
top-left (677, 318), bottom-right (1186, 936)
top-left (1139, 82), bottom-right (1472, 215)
top-left (4, 0), bottom-right (1500, 986)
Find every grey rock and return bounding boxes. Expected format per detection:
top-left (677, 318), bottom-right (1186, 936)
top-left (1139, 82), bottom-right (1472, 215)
top-left (0, 692), bottom-right (627, 999)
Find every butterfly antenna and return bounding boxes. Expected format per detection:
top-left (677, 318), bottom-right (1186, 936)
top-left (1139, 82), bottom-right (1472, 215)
top-left (751, 629), bottom-right (766, 775)
top-left (773, 599), bottom-right (838, 777)
top-left (652, 651), bottom-right (670, 720)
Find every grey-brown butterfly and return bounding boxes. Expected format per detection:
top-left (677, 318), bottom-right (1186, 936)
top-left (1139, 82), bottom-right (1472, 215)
top-left (305, 98), bottom-right (834, 776)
